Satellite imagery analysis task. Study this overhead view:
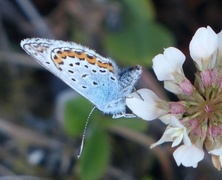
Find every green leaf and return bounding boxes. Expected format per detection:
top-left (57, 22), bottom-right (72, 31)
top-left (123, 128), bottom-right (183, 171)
top-left (64, 96), bottom-right (95, 136)
top-left (109, 117), bottom-right (147, 132)
top-left (79, 127), bottom-right (110, 180)
top-left (121, 0), bottom-right (155, 21)
top-left (104, 21), bottom-right (175, 67)
top-left (104, 0), bottom-right (174, 67)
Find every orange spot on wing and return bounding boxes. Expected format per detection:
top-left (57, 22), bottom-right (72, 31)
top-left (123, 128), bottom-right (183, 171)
top-left (67, 50), bottom-right (75, 57)
top-left (53, 55), bottom-right (63, 65)
top-left (52, 48), bottom-right (114, 73)
top-left (97, 61), bottom-right (114, 72)
top-left (108, 63), bottom-right (114, 72)
top-left (74, 51), bottom-right (86, 60)
top-left (85, 55), bottom-right (96, 64)
top-left (57, 50), bottom-right (67, 59)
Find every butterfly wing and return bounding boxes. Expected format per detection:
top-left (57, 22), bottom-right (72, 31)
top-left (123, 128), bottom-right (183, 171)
top-left (21, 38), bottom-right (125, 114)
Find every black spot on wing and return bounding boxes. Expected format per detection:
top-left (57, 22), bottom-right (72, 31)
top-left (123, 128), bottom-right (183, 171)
top-left (93, 81), bottom-right (98, 85)
top-left (68, 70), bottom-right (74, 74)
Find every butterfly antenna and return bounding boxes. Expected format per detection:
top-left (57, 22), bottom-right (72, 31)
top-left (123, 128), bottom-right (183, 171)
top-left (77, 106), bottom-right (96, 158)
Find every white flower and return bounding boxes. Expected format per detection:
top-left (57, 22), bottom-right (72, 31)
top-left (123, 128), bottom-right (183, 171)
top-left (152, 47), bottom-right (185, 82)
top-left (164, 78), bottom-right (195, 95)
top-left (130, 26), bottom-right (222, 169)
top-left (160, 114), bottom-right (176, 124)
top-left (209, 146), bottom-right (222, 156)
top-left (189, 26), bottom-right (218, 70)
top-left (173, 144), bottom-right (204, 168)
top-left (151, 116), bottom-right (191, 148)
top-left (209, 148), bottom-right (222, 170)
top-left (126, 89), bottom-right (167, 121)
top-left (209, 146), bottom-right (222, 168)
top-left (209, 146), bottom-right (222, 166)
top-left (164, 81), bottom-right (184, 95)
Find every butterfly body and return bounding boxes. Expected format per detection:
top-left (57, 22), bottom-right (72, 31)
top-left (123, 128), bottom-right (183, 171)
top-left (20, 38), bottom-right (142, 118)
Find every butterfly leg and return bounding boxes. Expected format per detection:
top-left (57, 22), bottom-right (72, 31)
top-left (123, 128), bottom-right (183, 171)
top-left (112, 112), bottom-right (137, 119)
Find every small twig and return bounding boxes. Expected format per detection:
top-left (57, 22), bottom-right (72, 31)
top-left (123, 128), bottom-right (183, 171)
top-left (0, 51), bottom-right (41, 68)
top-left (0, 175), bottom-right (48, 180)
top-left (0, 163), bottom-right (15, 176)
top-left (15, 0), bottom-right (54, 38)
top-left (0, 118), bottom-right (62, 149)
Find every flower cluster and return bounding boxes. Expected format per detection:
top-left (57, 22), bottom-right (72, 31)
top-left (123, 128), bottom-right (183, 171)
top-left (126, 26), bottom-right (222, 169)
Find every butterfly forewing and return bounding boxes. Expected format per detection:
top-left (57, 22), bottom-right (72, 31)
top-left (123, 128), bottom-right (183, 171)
top-left (20, 38), bottom-right (142, 117)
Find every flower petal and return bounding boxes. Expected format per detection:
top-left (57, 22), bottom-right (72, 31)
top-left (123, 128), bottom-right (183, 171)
top-left (151, 116), bottom-right (189, 148)
top-left (170, 116), bottom-right (184, 128)
top-left (150, 133), bottom-right (173, 149)
top-left (182, 129), bottom-right (192, 146)
top-left (189, 26), bottom-right (218, 70)
top-left (126, 89), bottom-right (166, 121)
top-left (172, 134), bottom-right (183, 147)
top-left (209, 146), bottom-right (222, 156)
top-left (173, 144), bottom-right (204, 168)
top-left (164, 81), bottom-right (184, 94)
top-left (152, 47), bottom-right (185, 81)
top-left (164, 47), bottom-right (185, 71)
top-left (160, 114), bottom-right (182, 124)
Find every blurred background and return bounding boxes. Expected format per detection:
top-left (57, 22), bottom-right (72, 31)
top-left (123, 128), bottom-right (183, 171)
top-left (0, 0), bottom-right (222, 179)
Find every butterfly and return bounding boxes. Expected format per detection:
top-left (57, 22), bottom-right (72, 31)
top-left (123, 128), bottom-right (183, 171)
top-left (20, 38), bottom-right (142, 118)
